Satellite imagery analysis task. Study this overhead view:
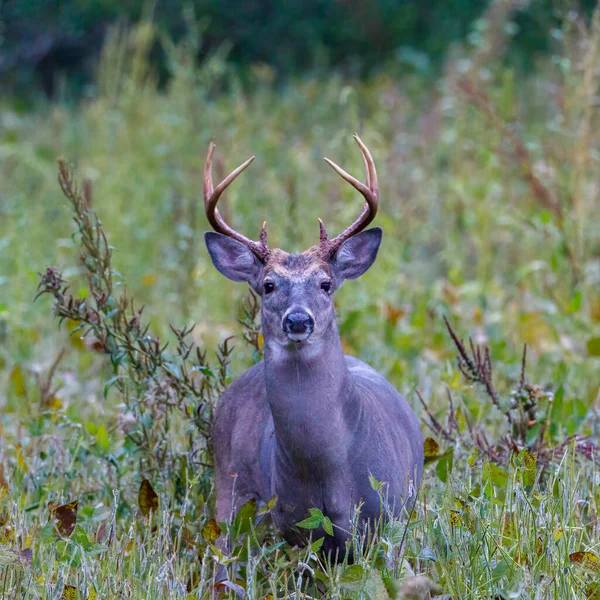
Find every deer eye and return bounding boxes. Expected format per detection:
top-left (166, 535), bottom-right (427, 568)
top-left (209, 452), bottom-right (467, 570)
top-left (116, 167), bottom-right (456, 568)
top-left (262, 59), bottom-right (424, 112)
top-left (321, 280), bottom-right (332, 293)
top-left (264, 281), bottom-right (275, 295)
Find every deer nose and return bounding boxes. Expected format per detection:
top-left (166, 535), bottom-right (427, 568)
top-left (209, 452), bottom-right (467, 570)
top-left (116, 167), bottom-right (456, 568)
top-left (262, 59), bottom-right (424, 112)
top-left (283, 312), bottom-right (314, 335)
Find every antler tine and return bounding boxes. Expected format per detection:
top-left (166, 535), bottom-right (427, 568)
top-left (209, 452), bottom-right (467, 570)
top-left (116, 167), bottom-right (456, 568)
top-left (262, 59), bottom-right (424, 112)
top-left (320, 134), bottom-right (379, 258)
top-left (354, 133), bottom-right (378, 197)
top-left (204, 141), bottom-right (269, 261)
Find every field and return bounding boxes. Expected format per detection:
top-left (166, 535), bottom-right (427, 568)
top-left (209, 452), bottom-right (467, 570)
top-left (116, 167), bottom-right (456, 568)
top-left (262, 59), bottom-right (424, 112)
top-left (1, 13), bottom-right (599, 600)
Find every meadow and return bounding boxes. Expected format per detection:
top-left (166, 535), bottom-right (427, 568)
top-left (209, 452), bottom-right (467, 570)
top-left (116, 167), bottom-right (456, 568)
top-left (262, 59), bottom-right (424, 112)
top-left (0, 10), bottom-right (599, 600)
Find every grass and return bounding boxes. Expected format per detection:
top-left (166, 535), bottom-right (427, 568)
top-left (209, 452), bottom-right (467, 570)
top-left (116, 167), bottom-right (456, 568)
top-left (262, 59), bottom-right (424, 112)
top-left (1, 8), bottom-right (600, 599)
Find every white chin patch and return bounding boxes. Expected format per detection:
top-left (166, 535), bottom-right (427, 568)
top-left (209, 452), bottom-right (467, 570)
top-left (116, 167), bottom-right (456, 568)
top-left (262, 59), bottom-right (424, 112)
top-left (287, 332), bottom-right (311, 343)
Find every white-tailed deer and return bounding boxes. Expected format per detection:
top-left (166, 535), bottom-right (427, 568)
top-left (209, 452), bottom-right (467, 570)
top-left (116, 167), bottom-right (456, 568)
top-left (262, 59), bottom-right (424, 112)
top-left (205, 135), bottom-right (423, 557)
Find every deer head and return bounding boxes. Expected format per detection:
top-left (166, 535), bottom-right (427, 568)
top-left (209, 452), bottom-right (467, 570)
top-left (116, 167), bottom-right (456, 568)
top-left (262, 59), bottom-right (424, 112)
top-left (204, 135), bottom-right (381, 353)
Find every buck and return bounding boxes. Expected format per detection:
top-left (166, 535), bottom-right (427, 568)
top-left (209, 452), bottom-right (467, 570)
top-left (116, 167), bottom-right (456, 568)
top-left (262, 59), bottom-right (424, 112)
top-left (205, 135), bottom-right (423, 557)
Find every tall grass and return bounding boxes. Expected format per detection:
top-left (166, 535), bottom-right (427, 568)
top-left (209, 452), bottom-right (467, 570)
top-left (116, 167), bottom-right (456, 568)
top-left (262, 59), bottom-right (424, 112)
top-left (0, 5), bottom-right (599, 598)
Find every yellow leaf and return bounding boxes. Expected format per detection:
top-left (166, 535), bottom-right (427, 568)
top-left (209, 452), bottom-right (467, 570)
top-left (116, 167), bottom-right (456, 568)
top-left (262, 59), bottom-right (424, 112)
top-left (423, 437), bottom-right (440, 457)
top-left (449, 510), bottom-right (462, 526)
top-left (454, 497), bottom-right (466, 510)
top-left (138, 480), bottom-right (158, 517)
top-left (257, 333), bottom-right (264, 350)
top-left (502, 515), bottom-right (514, 541)
top-left (519, 312), bottom-right (556, 353)
top-left (468, 447), bottom-right (479, 467)
top-left (142, 273), bottom-right (156, 286)
top-left (442, 283), bottom-right (458, 305)
top-left (569, 551), bottom-right (600, 572)
top-left (10, 366), bottom-right (27, 397)
top-left (124, 539), bottom-right (135, 555)
top-left (15, 445), bottom-right (28, 474)
top-left (522, 450), bottom-right (537, 488)
top-left (0, 463), bottom-right (8, 491)
top-left (591, 294), bottom-right (600, 322)
top-left (447, 370), bottom-right (463, 391)
top-left (341, 339), bottom-right (354, 355)
top-left (383, 302), bottom-right (405, 326)
top-left (202, 518), bottom-right (222, 543)
top-left (553, 527), bottom-right (563, 542)
top-left (48, 396), bottom-right (63, 411)
top-left (67, 319), bottom-right (86, 351)
top-left (62, 584), bottom-right (78, 599)
top-left (536, 537), bottom-right (544, 557)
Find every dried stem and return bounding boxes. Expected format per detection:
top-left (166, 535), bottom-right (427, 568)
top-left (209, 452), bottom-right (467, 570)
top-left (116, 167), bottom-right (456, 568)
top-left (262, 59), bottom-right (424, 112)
top-left (37, 160), bottom-right (221, 476)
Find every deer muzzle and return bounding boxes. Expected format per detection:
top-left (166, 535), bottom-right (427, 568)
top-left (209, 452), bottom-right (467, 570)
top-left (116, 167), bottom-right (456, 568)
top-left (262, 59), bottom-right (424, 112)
top-left (283, 310), bottom-right (315, 342)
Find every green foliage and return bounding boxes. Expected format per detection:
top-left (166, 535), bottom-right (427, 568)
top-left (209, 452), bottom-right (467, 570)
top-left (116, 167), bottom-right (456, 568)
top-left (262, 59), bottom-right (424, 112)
top-left (0, 5), bottom-right (599, 598)
top-left (3, 0), bottom-right (599, 96)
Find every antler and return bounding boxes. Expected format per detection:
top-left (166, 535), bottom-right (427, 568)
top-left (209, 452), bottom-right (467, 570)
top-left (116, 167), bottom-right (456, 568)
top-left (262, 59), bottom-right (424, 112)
top-left (320, 133), bottom-right (379, 259)
top-left (204, 141), bottom-right (270, 261)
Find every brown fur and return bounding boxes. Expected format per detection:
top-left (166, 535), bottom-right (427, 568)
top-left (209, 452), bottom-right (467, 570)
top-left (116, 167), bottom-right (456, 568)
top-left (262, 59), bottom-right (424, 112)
top-left (264, 246), bottom-right (328, 277)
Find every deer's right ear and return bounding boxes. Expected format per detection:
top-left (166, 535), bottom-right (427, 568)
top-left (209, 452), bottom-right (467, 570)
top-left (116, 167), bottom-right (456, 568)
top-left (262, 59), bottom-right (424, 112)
top-left (205, 232), bottom-right (263, 287)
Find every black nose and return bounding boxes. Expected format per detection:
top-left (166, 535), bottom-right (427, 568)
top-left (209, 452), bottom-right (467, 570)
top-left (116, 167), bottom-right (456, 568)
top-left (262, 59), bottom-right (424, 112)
top-left (283, 312), bottom-right (314, 334)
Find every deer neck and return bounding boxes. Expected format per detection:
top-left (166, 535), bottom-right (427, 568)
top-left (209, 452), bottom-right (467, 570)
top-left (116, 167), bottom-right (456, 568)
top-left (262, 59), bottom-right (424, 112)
top-left (263, 321), bottom-right (353, 470)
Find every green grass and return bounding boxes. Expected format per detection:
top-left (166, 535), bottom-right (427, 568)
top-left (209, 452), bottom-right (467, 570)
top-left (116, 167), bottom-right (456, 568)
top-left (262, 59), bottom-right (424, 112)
top-left (1, 14), bottom-right (600, 599)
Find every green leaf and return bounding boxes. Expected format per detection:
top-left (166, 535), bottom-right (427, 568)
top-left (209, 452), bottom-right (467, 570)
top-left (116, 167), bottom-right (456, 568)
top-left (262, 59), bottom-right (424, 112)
top-left (96, 424), bottom-right (110, 453)
top-left (365, 570), bottom-right (389, 600)
top-left (382, 576), bottom-right (401, 599)
top-left (369, 473), bottom-right (384, 491)
top-left (164, 362), bottom-right (182, 378)
top-left (84, 542), bottom-right (108, 556)
top-left (339, 565), bottom-right (366, 591)
top-left (468, 448), bottom-right (479, 466)
top-left (103, 376), bottom-right (120, 399)
top-left (586, 337), bottom-right (600, 357)
top-left (550, 385), bottom-right (564, 423)
top-left (323, 516), bottom-right (334, 536)
top-left (41, 522), bottom-right (57, 544)
top-left (568, 290), bottom-right (582, 313)
top-left (234, 498), bottom-right (256, 537)
top-left (72, 525), bottom-right (89, 547)
top-left (296, 515), bottom-right (322, 529)
top-left (483, 462), bottom-right (508, 488)
top-left (436, 449), bottom-right (454, 483)
top-left (311, 537), bottom-right (324, 552)
top-left (519, 449), bottom-right (537, 489)
top-left (0, 546), bottom-right (21, 567)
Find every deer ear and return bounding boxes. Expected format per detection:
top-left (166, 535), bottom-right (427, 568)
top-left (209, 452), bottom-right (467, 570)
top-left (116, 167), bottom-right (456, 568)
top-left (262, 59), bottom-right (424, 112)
top-left (205, 232), bottom-right (263, 286)
top-left (330, 227), bottom-right (382, 281)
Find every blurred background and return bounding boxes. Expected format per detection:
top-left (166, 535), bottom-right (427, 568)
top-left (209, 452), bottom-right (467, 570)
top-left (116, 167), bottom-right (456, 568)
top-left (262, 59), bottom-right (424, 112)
top-left (1, 0), bottom-right (599, 408)
top-left (2, 0), bottom-right (599, 359)
top-left (4, 0), bottom-right (592, 97)
top-left (0, 1), bottom-right (599, 596)
top-left (0, 0), bottom-right (595, 99)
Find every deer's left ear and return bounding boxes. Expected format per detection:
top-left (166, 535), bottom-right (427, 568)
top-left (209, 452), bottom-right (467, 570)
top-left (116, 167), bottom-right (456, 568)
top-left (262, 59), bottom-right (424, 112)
top-left (330, 227), bottom-right (382, 281)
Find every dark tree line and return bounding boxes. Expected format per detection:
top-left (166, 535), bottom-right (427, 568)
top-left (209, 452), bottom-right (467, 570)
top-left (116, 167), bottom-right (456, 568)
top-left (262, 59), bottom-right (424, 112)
top-left (0, 0), bottom-right (596, 96)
